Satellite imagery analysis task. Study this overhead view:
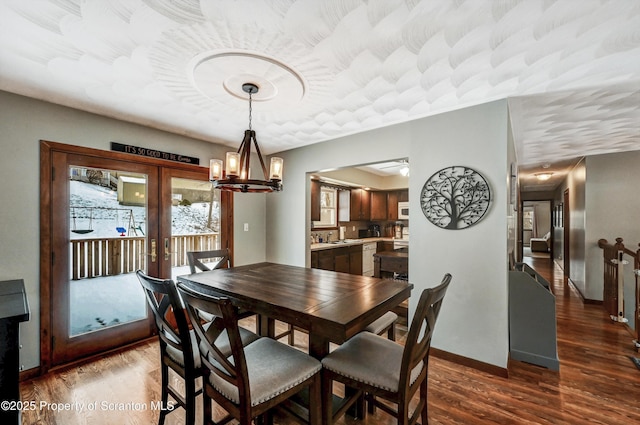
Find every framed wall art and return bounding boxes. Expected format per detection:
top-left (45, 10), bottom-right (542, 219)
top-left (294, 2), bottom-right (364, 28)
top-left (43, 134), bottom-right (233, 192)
top-left (420, 166), bottom-right (491, 230)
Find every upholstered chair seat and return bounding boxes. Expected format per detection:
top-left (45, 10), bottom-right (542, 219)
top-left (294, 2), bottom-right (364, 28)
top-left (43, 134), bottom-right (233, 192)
top-left (322, 332), bottom-right (423, 392)
top-left (364, 311), bottom-right (398, 340)
top-left (166, 327), bottom-right (259, 369)
top-left (207, 337), bottom-right (321, 406)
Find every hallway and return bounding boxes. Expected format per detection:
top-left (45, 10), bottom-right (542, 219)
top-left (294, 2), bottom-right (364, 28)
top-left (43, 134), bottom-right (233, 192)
top-left (490, 256), bottom-right (640, 423)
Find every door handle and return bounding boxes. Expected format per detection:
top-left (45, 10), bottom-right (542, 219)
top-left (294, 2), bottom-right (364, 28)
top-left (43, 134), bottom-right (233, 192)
top-left (164, 238), bottom-right (176, 261)
top-left (150, 239), bottom-right (157, 262)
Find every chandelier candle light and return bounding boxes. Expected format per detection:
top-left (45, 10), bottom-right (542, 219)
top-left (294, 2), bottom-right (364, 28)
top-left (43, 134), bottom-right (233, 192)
top-left (209, 83), bottom-right (283, 193)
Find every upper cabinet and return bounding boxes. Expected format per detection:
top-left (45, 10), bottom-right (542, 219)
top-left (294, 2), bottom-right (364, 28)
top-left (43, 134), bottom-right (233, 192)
top-left (386, 189), bottom-right (408, 221)
top-left (311, 180), bottom-right (408, 224)
top-left (370, 191), bottom-right (388, 221)
top-left (350, 188), bottom-right (370, 221)
top-left (387, 190), bottom-right (399, 220)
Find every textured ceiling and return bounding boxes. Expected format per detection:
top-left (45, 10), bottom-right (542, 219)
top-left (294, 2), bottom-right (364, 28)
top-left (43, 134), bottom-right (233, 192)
top-left (1, 0), bottom-right (639, 192)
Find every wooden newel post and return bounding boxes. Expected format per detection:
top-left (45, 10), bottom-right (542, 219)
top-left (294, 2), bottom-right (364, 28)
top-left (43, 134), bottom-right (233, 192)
top-left (599, 239), bottom-right (616, 317)
top-left (611, 238), bottom-right (626, 323)
top-left (598, 238), bottom-right (626, 320)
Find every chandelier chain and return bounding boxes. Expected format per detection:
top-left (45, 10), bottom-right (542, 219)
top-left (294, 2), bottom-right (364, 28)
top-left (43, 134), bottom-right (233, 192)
top-left (248, 91), bottom-right (252, 131)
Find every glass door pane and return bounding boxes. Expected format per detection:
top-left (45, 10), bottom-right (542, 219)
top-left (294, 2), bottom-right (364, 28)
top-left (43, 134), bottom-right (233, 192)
top-left (68, 167), bottom-right (148, 336)
top-left (51, 151), bottom-right (158, 366)
top-left (169, 177), bottom-right (221, 279)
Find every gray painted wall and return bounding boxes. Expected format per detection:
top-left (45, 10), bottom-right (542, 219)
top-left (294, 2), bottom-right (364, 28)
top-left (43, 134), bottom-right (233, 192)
top-left (555, 150), bottom-right (640, 310)
top-left (585, 151), bottom-right (640, 308)
top-left (0, 91), bottom-right (266, 370)
top-left (554, 159), bottom-right (586, 297)
top-left (267, 100), bottom-right (512, 368)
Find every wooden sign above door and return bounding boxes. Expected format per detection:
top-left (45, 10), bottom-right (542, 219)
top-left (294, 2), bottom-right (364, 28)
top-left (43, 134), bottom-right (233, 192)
top-left (111, 142), bottom-right (200, 165)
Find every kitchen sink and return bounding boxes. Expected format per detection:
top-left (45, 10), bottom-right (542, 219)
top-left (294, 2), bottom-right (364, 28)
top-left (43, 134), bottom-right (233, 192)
top-left (330, 239), bottom-right (363, 244)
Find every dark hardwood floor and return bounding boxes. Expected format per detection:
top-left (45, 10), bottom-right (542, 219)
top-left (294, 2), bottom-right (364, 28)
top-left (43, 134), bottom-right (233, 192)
top-left (20, 257), bottom-right (640, 424)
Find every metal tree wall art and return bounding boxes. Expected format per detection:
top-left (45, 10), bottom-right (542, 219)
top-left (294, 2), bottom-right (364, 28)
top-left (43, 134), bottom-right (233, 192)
top-left (420, 166), bottom-right (491, 229)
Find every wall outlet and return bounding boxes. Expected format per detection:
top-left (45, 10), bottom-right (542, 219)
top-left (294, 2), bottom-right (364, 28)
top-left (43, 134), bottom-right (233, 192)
top-left (244, 223), bottom-right (249, 232)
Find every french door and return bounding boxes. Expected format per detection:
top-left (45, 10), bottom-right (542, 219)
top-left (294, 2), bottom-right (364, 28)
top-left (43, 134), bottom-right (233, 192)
top-left (41, 141), bottom-right (230, 368)
top-left (161, 167), bottom-right (234, 280)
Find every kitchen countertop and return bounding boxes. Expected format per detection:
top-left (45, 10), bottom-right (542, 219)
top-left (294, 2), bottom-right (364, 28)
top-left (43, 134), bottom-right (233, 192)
top-left (311, 237), bottom-right (396, 251)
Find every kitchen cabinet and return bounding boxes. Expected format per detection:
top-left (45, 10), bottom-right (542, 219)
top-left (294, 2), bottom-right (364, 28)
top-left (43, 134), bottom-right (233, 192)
top-left (315, 249), bottom-right (334, 271)
top-left (370, 191), bottom-right (387, 221)
top-left (334, 247), bottom-right (350, 273)
top-left (386, 189), bottom-right (409, 221)
top-left (310, 179), bottom-right (321, 221)
top-left (311, 244), bottom-right (363, 275)
top-left (377, 241), bottom-right (394, 253)
top-left (387, 190), bottom-right (399, 220)
top-left (350, 188), bottom-right (370, 221)
top-left (349, 245), bottom-right (363, 275)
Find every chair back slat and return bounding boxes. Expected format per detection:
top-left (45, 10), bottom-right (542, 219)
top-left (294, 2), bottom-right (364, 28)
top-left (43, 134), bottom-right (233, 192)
top-left (135, 270), bottom-right (195, 368)
top-left (176, 282), bottom-right (251, 401)
top-left (399, 273), bottom-right (452, 390)
top-left (186, 249), bottom-right (230, 274)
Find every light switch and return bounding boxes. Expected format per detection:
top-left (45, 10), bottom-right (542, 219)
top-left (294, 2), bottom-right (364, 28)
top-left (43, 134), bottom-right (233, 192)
top-left (244, 223), bottom-right (249, 231)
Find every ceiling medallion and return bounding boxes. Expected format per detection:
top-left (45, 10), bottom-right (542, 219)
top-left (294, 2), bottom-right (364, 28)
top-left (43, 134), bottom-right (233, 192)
top-left (420, 166), bottom-right (491, 230)
top-left (209, 83), bottom-right (283, 193)
top-left (191, 51), bottom-right (306, 104)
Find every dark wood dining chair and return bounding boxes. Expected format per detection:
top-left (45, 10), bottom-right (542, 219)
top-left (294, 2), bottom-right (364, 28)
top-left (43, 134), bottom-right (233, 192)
top-left (321, 273), bottom-right (452, 425)
top-left (186, 249), bottom-right (230, 273)
top-left (136, 270), bottom-right (259, 425)
top-left (187, 249), bottom-right (299, 344)
top-left (187, 248), bottom-right (261, 328)
top-left (176, 282), bottom-right (322, 425)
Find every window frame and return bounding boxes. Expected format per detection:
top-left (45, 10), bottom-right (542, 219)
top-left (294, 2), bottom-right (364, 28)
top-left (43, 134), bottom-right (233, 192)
top-left (312, 186), bottom-right (338, 229)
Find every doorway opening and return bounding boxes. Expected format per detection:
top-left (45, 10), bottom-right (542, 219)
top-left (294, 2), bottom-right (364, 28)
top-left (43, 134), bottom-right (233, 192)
top-left (522, 200), bottom-right (551, 259)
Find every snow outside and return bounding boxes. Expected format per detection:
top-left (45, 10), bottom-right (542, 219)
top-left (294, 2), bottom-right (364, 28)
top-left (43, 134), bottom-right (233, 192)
top-left (69, 179), bottom-right (217, 335)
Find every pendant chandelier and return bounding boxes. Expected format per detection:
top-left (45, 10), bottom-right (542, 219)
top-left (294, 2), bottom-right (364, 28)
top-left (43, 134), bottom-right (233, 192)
top-left (209, 83), bottom-right (283, 193)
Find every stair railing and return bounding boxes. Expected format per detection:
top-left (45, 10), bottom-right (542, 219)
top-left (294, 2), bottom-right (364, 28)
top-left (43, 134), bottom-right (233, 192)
top-left (597, 238), bottom-right (640, 350)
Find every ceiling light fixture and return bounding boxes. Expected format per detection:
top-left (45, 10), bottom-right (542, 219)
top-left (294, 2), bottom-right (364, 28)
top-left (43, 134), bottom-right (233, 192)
top-left (399, 160), bottom-right (410, 177)
top-left (209, 83), bottom-right (283, 193)
top-left (535, 172), bottom-right (553, 181)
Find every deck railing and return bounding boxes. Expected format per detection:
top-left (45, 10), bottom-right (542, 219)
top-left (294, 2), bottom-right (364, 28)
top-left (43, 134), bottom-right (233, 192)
top-left (70, 233), bottom-right (218, 280)
top-left (171, 234), bottom-right (218, 267)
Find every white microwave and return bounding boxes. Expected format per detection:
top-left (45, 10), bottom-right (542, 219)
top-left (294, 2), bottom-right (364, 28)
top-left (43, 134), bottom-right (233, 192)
top-left (398, 202), bottom-right (409, 219)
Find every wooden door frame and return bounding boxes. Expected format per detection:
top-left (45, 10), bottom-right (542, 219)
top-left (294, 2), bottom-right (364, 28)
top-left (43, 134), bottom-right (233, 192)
top-left (519, 199), bottom-right (554, 261)
top-left (563, 189), bottom-right (570, 279)
top-left (39, 140), bottom-right (231, 373)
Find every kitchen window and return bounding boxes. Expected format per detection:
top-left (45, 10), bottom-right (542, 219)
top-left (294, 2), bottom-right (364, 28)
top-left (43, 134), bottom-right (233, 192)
top-left (313, 186), bottom-right (337, 228)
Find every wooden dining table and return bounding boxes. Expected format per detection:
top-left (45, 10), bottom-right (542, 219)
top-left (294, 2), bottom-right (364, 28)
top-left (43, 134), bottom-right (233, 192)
top-left (177, 262), bottom-right (413, 359)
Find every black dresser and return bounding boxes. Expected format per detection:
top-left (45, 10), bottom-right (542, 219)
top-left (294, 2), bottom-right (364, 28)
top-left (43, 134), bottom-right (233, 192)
top-left (0, 279), bottom-right (30, 425)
